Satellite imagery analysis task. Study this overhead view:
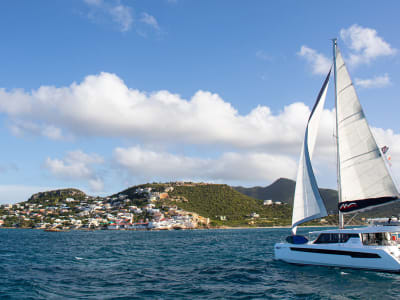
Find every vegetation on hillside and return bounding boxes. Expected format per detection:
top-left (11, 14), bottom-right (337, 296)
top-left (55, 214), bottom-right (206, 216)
top-left (12, 178), bottom-right (397, 229)
top-left (235, 177), bottom-right (400, 224)
top-left (165, 184), bottom-right (292, 226)
top-left (234, 178), bottom-right (339, 214)
top-left (28, 188), bottom-right (87, 205)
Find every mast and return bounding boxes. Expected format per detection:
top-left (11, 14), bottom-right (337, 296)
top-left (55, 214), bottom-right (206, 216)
top-left (332, 38), bottom-right (344, 229)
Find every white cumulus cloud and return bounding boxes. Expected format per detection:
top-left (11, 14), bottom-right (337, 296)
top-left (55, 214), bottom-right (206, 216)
top-left (299, 25), bottom-right (396, 75)
top-left (84, 0), bottom-right (133, 32)
top-left (340, 24), bottom-right (396, 66)
top-left (298, 46), bottom-right (331, 75)
top-left (113, 146), bottom-right (297, 185)
top-left (2, 71), bottom-right (400, 189)
top-left (355, 74), bottom-right (391, 89)
top-left (109, 4), bottom-right (133, 32)
top-left (140, 12), bottom-right (160, 31)
top-left (89, 178), bottom-right (105, 193)
top-left (44, 150), bottom-right (105, 192)
top-left (0, 72), bottom-right (326, 153)
top-left (371, 127), bottom-right (400, 181)
top-left (0, 185), bottom-right (53, 204)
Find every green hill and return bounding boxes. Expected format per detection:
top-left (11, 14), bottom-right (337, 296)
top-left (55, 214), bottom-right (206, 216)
top-left (20, 179), bottom-right (400, 228)
top-left (166, 184), bottom-right (292, 226)
top-left (109, 182), bottom-right (294, 226)
top-left (234, 178), bottom-right (339, 214)
top-left (27, 188), bottom-right (87, 205)
top-left (115, 183), bottom-right (168, 198)
top-left (234, 178), bottom-right (400, 222)
top-left (358, 202), bottom-right (400, 219)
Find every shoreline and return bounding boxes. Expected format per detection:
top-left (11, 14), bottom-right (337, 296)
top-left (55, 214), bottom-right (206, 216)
top-left (0, 224), bottom-right (344, 231)
top-left (214, 225), bottom-right (339, 230)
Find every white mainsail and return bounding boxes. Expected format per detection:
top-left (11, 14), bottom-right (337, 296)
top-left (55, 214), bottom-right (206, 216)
top-left (335, 47), bottom-right (399, 213)
top-left (292, 70), bottom-right (330, 234)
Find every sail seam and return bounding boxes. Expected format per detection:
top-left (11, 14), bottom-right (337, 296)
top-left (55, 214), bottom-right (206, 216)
top-left (338, 64), bottom-right (345, 71)
top-left (338, 83), bottom-right (353, 94)
top-left (338, 110), bottom-right (362, 124)
top-left (340, 149), bottom-right (377, 164)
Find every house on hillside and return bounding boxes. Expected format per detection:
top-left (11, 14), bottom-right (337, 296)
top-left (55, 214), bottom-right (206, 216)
top-left (250, 212), bottom-right (260, 218)
top-left (263, 200), bottom-right (273, 205)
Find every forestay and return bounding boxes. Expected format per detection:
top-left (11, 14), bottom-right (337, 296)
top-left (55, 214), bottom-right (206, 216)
top-left (291, 70), bottom-right (330, 234)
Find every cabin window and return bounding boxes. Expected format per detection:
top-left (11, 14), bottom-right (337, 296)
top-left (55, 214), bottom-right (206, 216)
top-left (314, 233), bottom-right (338, 244)
top-left (314, 233), bottom-right (359, 244)
top-left (341, 234), bottom-right (360, 243)
top-left (361, 232), bottom-right (397, 246)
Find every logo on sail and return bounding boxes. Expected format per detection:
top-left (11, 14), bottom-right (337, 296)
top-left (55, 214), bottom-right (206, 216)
top-left (339, 202), bottom-right (358, 211)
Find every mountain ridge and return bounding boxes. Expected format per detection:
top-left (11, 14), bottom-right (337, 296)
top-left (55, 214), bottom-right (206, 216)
top-left (234, 178), bottom-right (339, 214)
top-left (16, 178), bottom-right (400, 226)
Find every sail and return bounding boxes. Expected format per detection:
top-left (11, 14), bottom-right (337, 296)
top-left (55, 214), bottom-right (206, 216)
top-left (335, 47), bottom-right (399, 213)
top-left (292, 70), bottom-right (330, 234)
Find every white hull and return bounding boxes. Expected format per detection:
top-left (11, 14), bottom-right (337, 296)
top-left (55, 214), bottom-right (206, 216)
top-left (275, 227), bottom-right (400, 273)
top-left (274, 41), bottom-right (400, 274)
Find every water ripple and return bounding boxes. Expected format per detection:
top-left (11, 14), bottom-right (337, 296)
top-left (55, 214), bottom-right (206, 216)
top-left (1, 228), bottom-right (400, 299)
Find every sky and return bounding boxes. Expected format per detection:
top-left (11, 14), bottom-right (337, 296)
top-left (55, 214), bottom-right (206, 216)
top-left (1, 0), bottom-right (400, 204)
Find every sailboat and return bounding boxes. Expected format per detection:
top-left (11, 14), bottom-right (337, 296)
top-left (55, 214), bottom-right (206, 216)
top-left (274, 39), bottom-right (400, 273)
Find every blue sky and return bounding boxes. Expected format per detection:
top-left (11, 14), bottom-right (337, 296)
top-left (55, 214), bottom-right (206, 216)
top-left (1, 0), bottom-right (400, 203)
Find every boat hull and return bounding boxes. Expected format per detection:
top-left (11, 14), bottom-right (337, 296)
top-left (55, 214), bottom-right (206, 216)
top-left (274, 242), bottom-right (400, 273)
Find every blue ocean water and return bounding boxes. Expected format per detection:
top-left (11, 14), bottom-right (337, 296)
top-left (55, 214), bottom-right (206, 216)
top-left (1, 228), bottom-right (400, 299)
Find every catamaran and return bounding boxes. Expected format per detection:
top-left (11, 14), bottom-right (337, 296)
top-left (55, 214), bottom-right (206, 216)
top-left (274, 39), bottom-right (400, 273)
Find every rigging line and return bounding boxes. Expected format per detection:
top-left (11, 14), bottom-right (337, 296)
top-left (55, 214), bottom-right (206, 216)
top-left (345, 212), bottom-right (359, 226)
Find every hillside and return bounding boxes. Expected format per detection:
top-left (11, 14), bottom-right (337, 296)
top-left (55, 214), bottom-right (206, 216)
top-left (235, 178), bottom-right (400, 221)
top-left (358, 202), bottom-right (400, 219)
top-left (18, 178), bottom-right (400, 229)
top-left (27, 188), bottom-right (87, 205)
top-left (116, 183), bottom-right (168, 198)
top-left (166, 184), bottom-right (292, 226)
top-left (4, 181), bottom-right (344, 229)
top-left (234, 178), bottom-right (338, 214)
top-left (114, 182), bottom-right (294, 226)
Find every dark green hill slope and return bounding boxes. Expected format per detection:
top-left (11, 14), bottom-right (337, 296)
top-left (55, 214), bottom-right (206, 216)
top-left (115, 183), bottom-right (167, 198)
top-left (235, 178), bottom-right (400, 220)
top-left (27, 188), bottom-right (87, 205)
top-left (168, 184), bottom-right (292, 226)
top-left (234, 178), bottom-right (338, 214)
top-left (235, 178), bottom-right (293, 203)
top-left (359, 202), bottom-right (400, 219)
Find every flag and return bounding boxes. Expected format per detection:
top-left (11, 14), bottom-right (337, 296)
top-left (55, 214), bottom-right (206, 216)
top-left (381, 146), bottom-right (389, 154)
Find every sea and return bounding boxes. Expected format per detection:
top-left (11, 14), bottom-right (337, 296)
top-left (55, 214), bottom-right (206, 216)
top-left (1, 228), bottom-right (400, 299)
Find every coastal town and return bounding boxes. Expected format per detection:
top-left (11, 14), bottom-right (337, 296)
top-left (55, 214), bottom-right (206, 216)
top-left (0, 183), bottom-right (212, 231)
top-left (0, 180), bottom-right (350, 230)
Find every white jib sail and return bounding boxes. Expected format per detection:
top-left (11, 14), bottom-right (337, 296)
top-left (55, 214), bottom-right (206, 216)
top-left (335, 48), bottom-right (399, 213)
top-left (292, 70), bottom-right (330, 234)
